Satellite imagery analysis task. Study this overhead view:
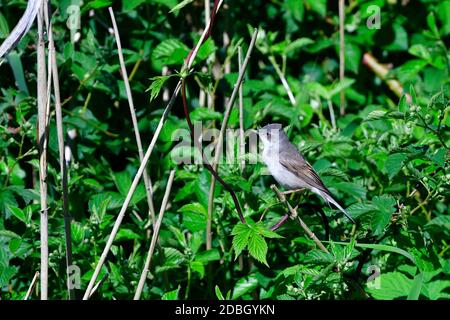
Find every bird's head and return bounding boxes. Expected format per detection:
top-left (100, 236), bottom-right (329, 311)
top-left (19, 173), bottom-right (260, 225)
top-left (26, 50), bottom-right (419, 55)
top-left (258, 123), bottom-right (286, 149)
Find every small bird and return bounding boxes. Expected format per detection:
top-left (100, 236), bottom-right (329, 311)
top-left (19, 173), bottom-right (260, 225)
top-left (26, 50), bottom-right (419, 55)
top-left (258, 123), bottom-right (355, 223)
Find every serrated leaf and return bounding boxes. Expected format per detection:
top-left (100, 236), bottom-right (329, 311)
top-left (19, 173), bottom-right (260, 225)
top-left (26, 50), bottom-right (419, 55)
top-left (232, 223), bottom-right (251, 257)
top-left (385, 153), bottom-right (408, 180)
top-left (147, 75), bottom-right (171, 102)
top-left (248, 233), bottom-right (268, 266)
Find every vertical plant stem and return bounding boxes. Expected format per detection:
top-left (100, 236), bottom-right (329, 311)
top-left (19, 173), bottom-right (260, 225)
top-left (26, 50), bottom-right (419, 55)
top-left (24, 271), bottom-right (40, 300)
top-left (109, 7), bottom-right (156, 225)
top-left (339, 0), bottom-right (346, 115)
top-left (238, 46), bottom-right (245, 173)
top-left (327, 99), bottom-right (337, 130)
top-left (206, 29), bottom-right (258, 250)
top-left (48, 8), bottom-right (74, 300)
top-left (204, 0), bottom-right (210, 24)
top-left (268, 55), bottom-right (296, 106)
top-left (37, 1), bottom-right (49, 300)
top-left (134, 170), bottom-right (176, 300)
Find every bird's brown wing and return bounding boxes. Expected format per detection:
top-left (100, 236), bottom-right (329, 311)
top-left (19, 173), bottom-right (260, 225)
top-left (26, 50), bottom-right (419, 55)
top-left (279, 149), bottom-right (329, 194)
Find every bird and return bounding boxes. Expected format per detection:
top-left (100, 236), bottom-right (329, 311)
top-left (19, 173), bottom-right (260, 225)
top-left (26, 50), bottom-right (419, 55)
top-left (258, 123), bottom-right (355, 223)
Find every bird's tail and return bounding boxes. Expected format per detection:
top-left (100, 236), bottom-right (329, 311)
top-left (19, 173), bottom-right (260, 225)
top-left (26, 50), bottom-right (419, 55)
top-left (315, 188), bottom-right (355, 224)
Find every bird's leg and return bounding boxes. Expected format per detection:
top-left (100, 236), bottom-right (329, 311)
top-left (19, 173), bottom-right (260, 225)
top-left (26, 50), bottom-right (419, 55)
top-left (270, 214), bottom-right (290, 231)
top-left (282, 188), bottom-right (305, 196)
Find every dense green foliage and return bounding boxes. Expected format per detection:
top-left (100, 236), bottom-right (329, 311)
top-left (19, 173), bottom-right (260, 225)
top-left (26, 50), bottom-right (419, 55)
top-left (0, 0), bottom-right (449, 300)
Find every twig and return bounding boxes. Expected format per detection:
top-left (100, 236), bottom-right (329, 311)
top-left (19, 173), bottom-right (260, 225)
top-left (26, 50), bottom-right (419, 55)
top-left (339, 0), bottom-right (346, 115)
top-left (23, 271), bottom-right (40, 300)
top-left (362, 52), bottom-right (411, 102)
top-left (268, 55), bottom-right (296, 106)
top-left (48, 6), bottom-right (74, 300)
top-left (82, 3), bottom-right (223, 299)
top-left (134, 170), bottom-right (176, 300)
top-left (88, 274), bottom-right (108, 299)
top-left (37, 1), bottom-right (49, 300)
top-left (109, 7), bottom-right (156, 225)
top-left (271, 185), bottom-right (330, 254)
top-left (205, 29), bottom-right (258, 248)
top-left (327, 99), bottom-right (337, 130)
top-left (238, 46), bottom-right (245, 172)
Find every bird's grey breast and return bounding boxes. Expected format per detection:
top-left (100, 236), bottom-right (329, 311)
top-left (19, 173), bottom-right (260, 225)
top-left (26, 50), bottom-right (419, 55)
top-left (262, 144), bottom-right (305, 189)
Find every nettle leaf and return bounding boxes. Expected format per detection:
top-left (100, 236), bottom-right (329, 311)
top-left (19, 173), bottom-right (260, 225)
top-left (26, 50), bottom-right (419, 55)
top-left (248, 233), bottom-right (269, 267)
top-left (385, 153), bottom-right (408, 180)
top-left (180, 203), bottom-right (208, 232)
top-left (147, 75), bottom-right (172, 102)
top-left (232, 222), bottom-right (252, 257)
top-left (152, 39), bottom-right (189, 65)
top-left (371, 195), bottom-right (396, 235)
top-left (346, 202), bottom-right (378, 220)
top-left (367, 272), bottom-right (413, 300)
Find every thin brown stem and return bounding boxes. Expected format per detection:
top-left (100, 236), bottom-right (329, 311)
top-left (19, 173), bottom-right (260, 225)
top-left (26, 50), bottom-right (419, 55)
top-left (271, 185), bottom-right (330, 254)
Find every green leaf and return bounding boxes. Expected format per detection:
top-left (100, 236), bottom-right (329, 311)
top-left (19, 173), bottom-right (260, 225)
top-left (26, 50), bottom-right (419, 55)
top-left (147, 75), bottom-right (172, 102)
top-left (232, 222), bottom-right (252, 257)
top-left (122, 0), bottom-right (146, 11)
top-left (407, 272), bottom-right (424, 300)
top-left (195, 249), bottom-right (220, 263)
top-left (285, 38), bottom-right (313, 54)
top-left (371, 195), bottom-right (396, 235)
top-left (385, 153), bottom-right (408, 179)
top-left (248, 233), bottom-right (268, 266)
top-left (169, 0), bottom-right (194, 13)
top-left (152, 39), bottom-right (189, 66)
top-left (180, 203), bottom-right (207, 232)
top-left (162, 286), bottom-right (180, 300)
top-left (427, 12), bottom-right (440, 38)
top-left (367, 272), bottom-right (413, 300)
top-left (8, 206), bottom-right (26, 223)
top-left (232, 275), bottom-right (259, 299)
top-left (215, 285), bottom-right (225, 300)
top-left (0, 12), bottom-right (9, 39)
top-left (115, 229), bottom-right (141, 241)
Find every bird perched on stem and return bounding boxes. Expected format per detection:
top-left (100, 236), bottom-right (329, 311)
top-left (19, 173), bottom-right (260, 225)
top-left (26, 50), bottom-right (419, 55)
top-left (258, 123), bottom-right (355, 224)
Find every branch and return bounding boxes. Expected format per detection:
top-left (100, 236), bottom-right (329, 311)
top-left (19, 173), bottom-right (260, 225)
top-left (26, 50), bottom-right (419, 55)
top-left (23, 271), bottom-right (40, 300)
top-left (271, 185), bottom-right (330, 254)
top-left (37, 1), bottom-right (49, 300)
top-left (109, 7), bottom-right (156, 225)
top-left (134, 170), bottom-right (176, 300)
top-left (48, 5), bottom-right (74, 300)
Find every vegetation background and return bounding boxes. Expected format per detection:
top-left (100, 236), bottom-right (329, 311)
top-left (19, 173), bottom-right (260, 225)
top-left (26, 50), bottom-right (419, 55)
top-left (0, 0), bottom-right (449, 300)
